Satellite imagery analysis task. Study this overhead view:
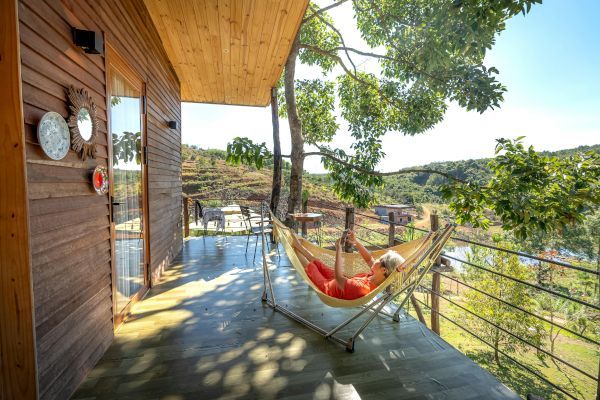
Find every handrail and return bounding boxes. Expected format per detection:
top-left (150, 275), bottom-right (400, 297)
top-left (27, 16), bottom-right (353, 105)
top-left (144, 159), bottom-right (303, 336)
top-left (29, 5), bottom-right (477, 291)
top-left (313, 201), bottom-right (597, 275)
top-left (449, 234), bottom-right (598, 275)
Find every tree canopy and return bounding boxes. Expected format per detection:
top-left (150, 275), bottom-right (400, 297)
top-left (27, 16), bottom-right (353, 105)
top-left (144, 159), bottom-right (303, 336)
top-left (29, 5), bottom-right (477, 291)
top-left (227, 0), bottom-right (600, 239)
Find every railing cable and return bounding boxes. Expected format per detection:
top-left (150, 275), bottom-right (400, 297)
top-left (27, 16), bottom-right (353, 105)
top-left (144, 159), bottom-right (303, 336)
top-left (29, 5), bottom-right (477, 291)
top-left (418, 286), bottom-right (597, 381)
top-left (437, 272), bottom-right (599, 346)
top-left (442, 253), bottom-right (599, 311)
top-left (413, 297), bottom-right (579, 400)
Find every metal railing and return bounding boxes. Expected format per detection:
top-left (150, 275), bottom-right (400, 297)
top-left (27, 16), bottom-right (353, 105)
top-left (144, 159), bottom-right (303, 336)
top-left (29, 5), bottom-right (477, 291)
top-left (305, 201), bottom-right (599, 400)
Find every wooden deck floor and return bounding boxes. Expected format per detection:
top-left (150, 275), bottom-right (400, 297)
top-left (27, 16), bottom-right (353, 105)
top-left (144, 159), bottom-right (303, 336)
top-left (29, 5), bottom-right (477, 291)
top-left (73, 236), bottom-right (519, 400)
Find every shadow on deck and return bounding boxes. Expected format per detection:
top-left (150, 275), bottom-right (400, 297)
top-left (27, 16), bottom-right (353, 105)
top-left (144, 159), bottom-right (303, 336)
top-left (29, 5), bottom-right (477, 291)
top-left (73, 236), bottom-right (518, 399)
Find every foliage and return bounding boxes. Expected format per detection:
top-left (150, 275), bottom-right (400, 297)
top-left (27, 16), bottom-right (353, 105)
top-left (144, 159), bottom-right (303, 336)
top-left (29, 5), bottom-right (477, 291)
top-left (278, 79), bottom-right (338, 145)
top-left (461, 243), bottom-right (546, 364)
top-left (226, 137), bottom-right (271, 169)
top-left (112, 131), bottom-right (141, 165)
top-left (227, 0), bottom-right (600, 240)
top-left (442, 138), bottom-right (600, 239)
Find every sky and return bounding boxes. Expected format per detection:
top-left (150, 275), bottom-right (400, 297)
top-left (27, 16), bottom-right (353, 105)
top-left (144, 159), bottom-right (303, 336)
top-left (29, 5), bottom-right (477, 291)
top-left (182, 0), bottom-right (600, 173)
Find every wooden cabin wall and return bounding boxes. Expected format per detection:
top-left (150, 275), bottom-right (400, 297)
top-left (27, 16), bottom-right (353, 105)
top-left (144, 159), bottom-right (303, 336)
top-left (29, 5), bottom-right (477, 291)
top-left (18, 0), bottom-right (182, 398)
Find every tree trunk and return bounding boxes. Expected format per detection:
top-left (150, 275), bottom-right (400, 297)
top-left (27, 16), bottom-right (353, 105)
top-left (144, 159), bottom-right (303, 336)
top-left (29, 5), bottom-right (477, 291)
top-left (284, 33), bottom-right (304, 225)
top-left (493, 329), bottom-right (501, 365)
top-left (594, 240), bottom-right (600, 306)
top-left (269, 86), bottom-right (282, 216)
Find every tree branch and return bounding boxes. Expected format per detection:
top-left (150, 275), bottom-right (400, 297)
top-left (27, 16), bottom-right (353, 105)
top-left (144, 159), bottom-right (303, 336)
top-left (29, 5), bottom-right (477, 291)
top-left (298, 43), bottom-right (408, 113)
top-left (307, 4), bottom-right (358, 73)
top-left (302, 150), bottom-right (467, 183)
top-left (303, 0), bottom-right (349, 23)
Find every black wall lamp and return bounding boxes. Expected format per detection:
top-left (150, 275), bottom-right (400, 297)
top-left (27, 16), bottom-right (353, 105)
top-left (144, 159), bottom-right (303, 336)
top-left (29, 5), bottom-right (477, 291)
top-left (168, 121), bottom-right (178, 130)
top-left (72, 28), bottom-right (103, 55)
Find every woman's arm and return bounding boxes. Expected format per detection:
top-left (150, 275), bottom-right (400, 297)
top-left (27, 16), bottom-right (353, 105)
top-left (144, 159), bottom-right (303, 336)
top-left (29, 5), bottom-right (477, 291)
top-left (334, 239), bottom-right (348, 290)
top-left (347, 231), bottom-right (375, 267)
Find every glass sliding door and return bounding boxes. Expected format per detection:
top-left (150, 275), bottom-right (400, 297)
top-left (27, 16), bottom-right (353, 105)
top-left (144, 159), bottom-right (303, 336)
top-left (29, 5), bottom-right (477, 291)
top-left (107, 48), bottom-right (147, 323)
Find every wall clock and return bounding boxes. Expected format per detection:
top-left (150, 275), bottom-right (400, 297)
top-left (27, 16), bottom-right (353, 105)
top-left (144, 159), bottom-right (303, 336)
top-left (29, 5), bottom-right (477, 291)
top-left (37, 111), bottom-right (70, 160)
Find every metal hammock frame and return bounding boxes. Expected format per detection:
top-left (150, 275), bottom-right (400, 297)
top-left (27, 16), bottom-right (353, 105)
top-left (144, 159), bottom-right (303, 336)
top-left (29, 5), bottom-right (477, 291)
top-left (258, 204), bottom-right (455, 352)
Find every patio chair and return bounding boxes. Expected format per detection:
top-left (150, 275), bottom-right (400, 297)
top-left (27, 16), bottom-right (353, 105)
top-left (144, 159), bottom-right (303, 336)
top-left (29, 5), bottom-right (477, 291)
top-left (196, 201), bottom-right (225, 234)
top-left (240, 204), bottom-right (274, 261)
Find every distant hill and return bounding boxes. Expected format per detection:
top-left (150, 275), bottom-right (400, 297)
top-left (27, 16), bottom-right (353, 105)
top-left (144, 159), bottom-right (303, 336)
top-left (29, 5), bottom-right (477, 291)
top-left (182, 143), bottom-right (599, 206)
top-left (376, 144), bottom-right (600, 205)
top-left (181, 144), bottom-right (346, 211)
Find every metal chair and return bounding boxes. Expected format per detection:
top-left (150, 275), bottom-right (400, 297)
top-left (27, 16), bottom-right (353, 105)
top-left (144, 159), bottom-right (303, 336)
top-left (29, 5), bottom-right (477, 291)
top-left (240, 204), bottom-right (274, 261)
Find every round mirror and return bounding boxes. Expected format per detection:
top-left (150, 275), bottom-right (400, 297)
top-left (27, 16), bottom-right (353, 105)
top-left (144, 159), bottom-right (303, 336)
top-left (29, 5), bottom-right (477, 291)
top-left (77, 107), bottom-right (93, 141)
top-left (67, 86), bottom-right (98, 160)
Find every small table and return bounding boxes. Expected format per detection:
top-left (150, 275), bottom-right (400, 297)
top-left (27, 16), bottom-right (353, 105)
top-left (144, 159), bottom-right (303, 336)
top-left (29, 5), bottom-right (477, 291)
top-left (221, 204), bottom-right (241, 215)
top-left (288, 213), bottom-right (323, 246)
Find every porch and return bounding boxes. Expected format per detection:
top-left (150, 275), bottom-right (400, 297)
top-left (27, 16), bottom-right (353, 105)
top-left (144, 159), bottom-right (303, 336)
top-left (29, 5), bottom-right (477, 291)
top-left (73, 236), bottom-right (518, 399)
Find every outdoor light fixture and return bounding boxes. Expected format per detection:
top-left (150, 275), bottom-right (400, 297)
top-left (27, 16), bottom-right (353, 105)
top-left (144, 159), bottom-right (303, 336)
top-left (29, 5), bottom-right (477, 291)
top-left (72, 28), bottom-right (103, 54)
top-left (168, 121), bottom-right (178, 130)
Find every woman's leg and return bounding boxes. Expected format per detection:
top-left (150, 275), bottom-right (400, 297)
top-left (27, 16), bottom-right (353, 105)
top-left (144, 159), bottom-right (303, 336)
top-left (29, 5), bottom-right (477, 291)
top-left (314, 259), bottom-right (335, 280)
top-left (305, 260), bottom-right (332, 292)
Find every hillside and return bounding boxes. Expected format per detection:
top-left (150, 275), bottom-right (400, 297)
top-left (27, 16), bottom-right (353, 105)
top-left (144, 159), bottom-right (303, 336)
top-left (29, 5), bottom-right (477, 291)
top-left (182, 146), bottom-right (345, 210)
top-left (182, 143), bottom-right (599, 208)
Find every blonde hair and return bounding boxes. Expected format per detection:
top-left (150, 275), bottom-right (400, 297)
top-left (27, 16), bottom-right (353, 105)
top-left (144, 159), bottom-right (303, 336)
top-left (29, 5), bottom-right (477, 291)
top-left (379, 251), bottom-right (405, 277)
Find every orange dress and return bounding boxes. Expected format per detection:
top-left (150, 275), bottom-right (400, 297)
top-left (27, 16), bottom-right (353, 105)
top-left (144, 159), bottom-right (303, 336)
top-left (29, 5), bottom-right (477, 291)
top-left (305, 259), bottom-right (377, 300)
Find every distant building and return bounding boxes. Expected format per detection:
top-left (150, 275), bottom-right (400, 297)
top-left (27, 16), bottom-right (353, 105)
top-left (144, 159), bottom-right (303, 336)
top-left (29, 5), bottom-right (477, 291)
top-left (374, 204), bottom-right (417, 225)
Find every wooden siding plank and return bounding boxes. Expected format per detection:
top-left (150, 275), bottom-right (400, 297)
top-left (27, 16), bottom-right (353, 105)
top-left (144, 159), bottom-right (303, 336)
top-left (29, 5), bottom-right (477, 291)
top-left (0, 1), bottom-right (38, 398)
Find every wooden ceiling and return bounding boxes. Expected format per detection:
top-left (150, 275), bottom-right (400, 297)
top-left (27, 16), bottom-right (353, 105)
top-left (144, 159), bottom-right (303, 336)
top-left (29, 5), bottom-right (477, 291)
top-left (144, 0), bottom-right (309, 106)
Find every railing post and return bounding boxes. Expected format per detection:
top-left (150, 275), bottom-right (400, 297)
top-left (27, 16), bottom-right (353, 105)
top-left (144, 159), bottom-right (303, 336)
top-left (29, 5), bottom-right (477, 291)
top-left (596, 358), bottom-right (599, 400)
top-left (344, 207), bottom-right (355, 253)
top-left (301, 198), bottom-right (308, 237)
top-left (388, 211), bottom-right (395, 247)
top-left (430, 212), bottom-right (440, 334)
top-left (183, 197), bottom-right (189, 238)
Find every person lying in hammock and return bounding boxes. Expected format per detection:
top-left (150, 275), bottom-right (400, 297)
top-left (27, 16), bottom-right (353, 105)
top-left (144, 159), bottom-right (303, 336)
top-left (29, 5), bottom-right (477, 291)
top-left (291, 230), bottom-right (406, 300)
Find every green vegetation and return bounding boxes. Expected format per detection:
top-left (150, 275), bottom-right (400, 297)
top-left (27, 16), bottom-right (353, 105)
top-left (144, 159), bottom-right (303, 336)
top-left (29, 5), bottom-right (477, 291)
top-left (182, 144), bottom-right (340, 213)
top-left (461, 245), bottom-right (546, 365)
top-left (274, 0), bottom-right (545, 216)
top-left (379, 144), bottom-right (599, 205)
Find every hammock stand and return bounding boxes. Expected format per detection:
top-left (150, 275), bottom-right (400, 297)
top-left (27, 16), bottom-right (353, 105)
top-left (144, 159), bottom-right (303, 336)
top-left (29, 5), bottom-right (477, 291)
top-left (258, 204), bottom-right (455, 352)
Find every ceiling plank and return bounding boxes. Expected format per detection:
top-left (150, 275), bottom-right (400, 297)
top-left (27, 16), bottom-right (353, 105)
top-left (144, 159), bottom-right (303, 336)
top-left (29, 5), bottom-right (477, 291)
top-left (144, 0), bottom-right (308, 106)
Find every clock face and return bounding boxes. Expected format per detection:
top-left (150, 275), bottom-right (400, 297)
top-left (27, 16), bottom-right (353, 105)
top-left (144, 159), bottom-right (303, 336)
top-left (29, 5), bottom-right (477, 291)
top-left (38, 111), bottom-right (70, 160)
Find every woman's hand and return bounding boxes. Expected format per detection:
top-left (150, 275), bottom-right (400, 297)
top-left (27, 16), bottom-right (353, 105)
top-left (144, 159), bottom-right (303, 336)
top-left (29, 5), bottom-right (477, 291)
top-left (335, 238), bottom-right (342, 252)
top-left (346, 230), bottom-right (357, 245)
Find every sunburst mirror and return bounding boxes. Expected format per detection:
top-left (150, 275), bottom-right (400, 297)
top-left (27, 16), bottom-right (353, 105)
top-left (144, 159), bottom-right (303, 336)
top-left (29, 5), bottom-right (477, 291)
top-left (67, 86), bottom-right (98, 160)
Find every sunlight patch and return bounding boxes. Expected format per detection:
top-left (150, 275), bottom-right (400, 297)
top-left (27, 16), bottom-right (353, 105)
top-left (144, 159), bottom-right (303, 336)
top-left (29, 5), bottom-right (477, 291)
top-left (203, 370), bottom-right (222, 386)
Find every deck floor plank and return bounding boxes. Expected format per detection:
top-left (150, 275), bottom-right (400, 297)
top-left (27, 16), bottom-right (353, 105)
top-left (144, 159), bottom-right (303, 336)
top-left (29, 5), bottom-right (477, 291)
top-left (73, 236), bottom-right (518, 399)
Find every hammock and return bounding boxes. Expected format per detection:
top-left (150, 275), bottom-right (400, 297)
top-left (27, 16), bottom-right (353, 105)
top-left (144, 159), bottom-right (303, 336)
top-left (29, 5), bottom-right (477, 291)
top-left (259, 205), bottom-right (455, 352)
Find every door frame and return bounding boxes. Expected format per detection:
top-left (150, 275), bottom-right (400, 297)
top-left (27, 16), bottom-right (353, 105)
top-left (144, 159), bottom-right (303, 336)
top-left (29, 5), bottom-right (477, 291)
top-left (105, 43), bottom-right (150, 329)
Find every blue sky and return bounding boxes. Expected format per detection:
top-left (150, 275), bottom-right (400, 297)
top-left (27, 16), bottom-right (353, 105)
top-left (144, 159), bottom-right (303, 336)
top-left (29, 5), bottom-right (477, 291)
top-left (182, 0), bottom-right (599, 173)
